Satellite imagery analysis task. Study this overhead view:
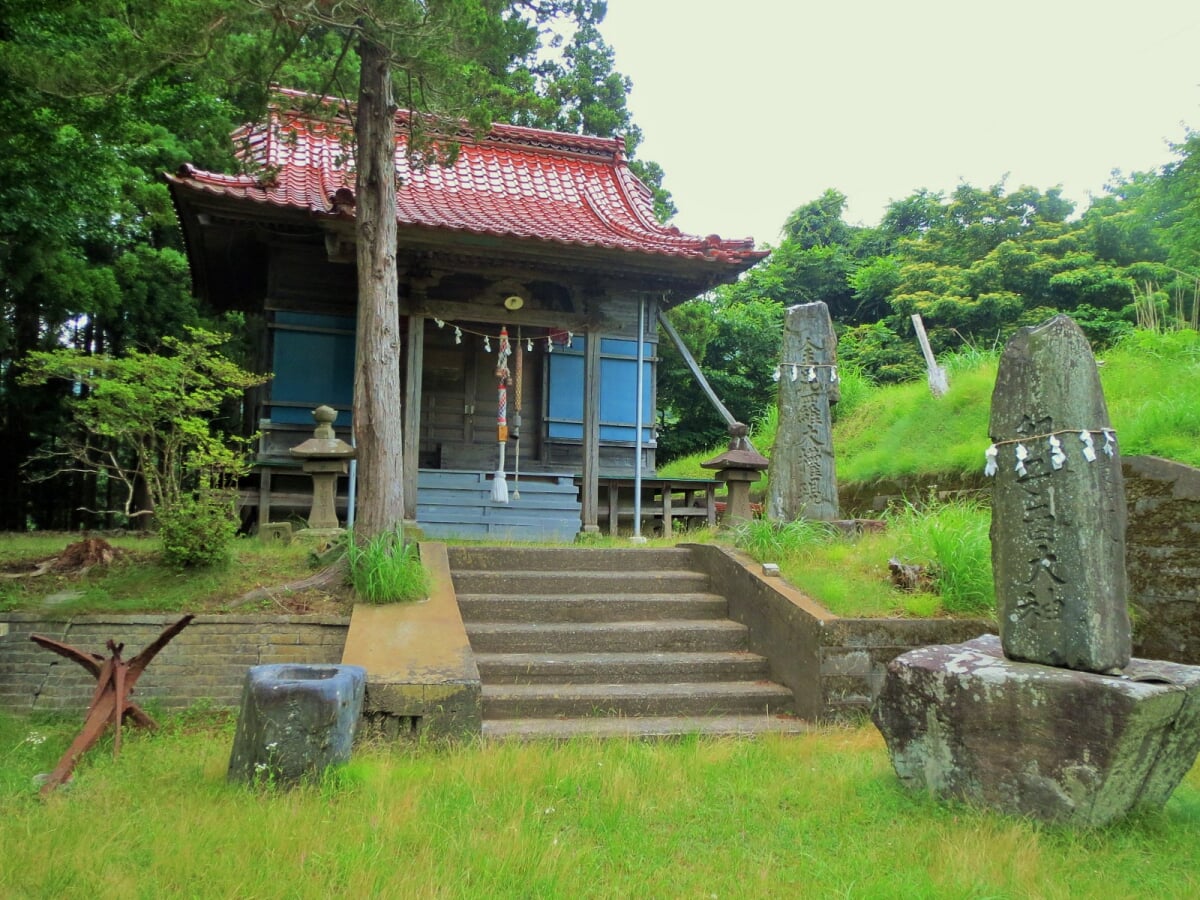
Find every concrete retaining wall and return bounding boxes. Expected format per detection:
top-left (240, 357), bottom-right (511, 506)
top-left (0, 614), bottom-right (348, 714)
top-left (1124, 455), bottom-right (1200, 664)
top-left (689, 544), bottom-right (994, 720)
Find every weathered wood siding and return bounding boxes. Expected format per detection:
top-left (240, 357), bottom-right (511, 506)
top-left (250, 244), bottom-right (662, 492)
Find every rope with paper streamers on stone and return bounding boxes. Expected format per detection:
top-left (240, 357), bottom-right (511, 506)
top-left (773, 362), bottom-right (839, 384)
top-left (433, 317), bottom-right (573, 353)
top-left (983, 427), bottom-right (1117, 477)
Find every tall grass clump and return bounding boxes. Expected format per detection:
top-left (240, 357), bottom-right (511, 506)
top-left (344, 526), bottom-right (429, 604)
top-left (1101, 328), bottom-right (1200, 467)
top-left (832, 362), bottom-right (875, 421)
top-left (730, 517), bottom-right (838, 561)
top-left (889, 497), bottom-right (994, 614)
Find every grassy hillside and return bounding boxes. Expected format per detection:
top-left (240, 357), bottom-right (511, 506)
top-left (661, 328), bottom-right (1200, 488)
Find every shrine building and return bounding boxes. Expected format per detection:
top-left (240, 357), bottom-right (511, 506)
top-left (167, 91), bottom-right (765, 539)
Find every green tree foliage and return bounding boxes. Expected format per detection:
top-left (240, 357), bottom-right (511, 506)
top-left (658, 142), bottom-right (1200, 461)
top-left (0, 0), bottom-right (641, 530)
top-left (0, 1), bottom-right (251, 528)
top-left (21, 328), bottom-right (267, 564)
top-left (731, 166), bottom-right (1197, 382)
top-left (657, 294), bottom-right (784, 459)
top-left (509, 5), bottom-right (675, 221)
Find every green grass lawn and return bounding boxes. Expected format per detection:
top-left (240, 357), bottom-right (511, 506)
top-left (0, 533), bottom-right (351, 617)
top-left (2, 711), bottom-right (1197, 898)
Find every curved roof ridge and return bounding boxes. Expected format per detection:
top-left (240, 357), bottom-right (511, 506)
top-left (167, 88), bottom-right (767, 270)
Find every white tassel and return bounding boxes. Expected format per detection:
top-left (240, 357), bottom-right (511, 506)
top-left (790, 364), bottom-right (798, 382)
top-left (1048, 435), bottom-right (1066, 470)
top-left (1080, 430), bottom-right (1097, 462)
top-left (454, 326), bottom-right (462, 345)
top-left (772, 365), bottom-right (781, 382)
top-left (830, 366), bottom-right (839, 383)
top-left (1102, 429), bottom-right (1116, 458)
top-left (434, 318), bottom-right (445, 329)
top-left (807, 366), bottom-right (817, 382)
top-left (1014, 443), bottom-right (1029, 477)
top-left (547, 337), bottom-right (553, 354)
top-left (491, 441), bottom-right (509, 503)
top-left (567, 331), bottom-right (574, 348)
top-left (984, 444), bottom-right (998, 477)
top-left (527, 337), bottom-right (533, 352)
top-left (484, 335), bottom-right (492, 353)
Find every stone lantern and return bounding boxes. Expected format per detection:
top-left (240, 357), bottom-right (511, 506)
top-left (290, 405), bottom-right (355, 534)
top-left (701, 422), bottom-right (769, 522)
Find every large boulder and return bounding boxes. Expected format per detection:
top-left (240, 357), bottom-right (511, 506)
top-left (872, 635), bottom-right (1200, 826)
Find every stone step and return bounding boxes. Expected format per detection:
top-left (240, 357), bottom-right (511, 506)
top-left (466, 619), bottom-right (750, 654)
top-left (482, 681), bottom-right (796, 720)
top-left (483, 714), bottom-right (812, 740)
top-left (456, 592), bottom-right (728, 623)
top-left (474, 650), bottom-right (772, 684)
top-left (447, 546), bottom-right (696, 573)
top-left (452, 569), bottom-right (710, 596)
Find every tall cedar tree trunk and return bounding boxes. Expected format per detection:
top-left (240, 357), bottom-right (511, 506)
top-left (352, 38), bottom-right (405, 537)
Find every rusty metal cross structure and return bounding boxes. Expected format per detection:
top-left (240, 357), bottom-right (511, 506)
top-left (29, 614), bottom-right (194, 796)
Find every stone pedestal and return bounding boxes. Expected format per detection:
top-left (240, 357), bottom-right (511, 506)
top-left (302, 458), bottom-right (348, 529)
top-left (872, 635), bottom-right (1200, 826)
top-left (717, 469), bottom-right (760, 521)
top-left (228, 664), bottom-right (366, 786)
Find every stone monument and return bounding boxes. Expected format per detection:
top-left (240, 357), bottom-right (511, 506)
top-left (767, 301), bottom-right (839, 522)
top-left (989, 316), bottom-right (1130, 672)
top-left (872, 315), bottom-right (1200, 826)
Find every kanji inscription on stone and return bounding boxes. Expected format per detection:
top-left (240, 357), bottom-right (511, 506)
top-left (989, 315), bottom-right (1130, 672)
top-left (767, 302), bottom-right (840, 522)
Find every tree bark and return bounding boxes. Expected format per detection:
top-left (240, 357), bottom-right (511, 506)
top-left (352, 36), bottom-right (405, 538)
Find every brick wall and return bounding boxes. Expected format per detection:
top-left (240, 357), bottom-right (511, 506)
top-left (0, 613), bottom-right (348, 714)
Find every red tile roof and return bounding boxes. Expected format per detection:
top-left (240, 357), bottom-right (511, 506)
top-left (167, 92), bottom-right (766, 269)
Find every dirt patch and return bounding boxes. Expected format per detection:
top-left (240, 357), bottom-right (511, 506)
top-left (1, 538), bottom-right (127, 579)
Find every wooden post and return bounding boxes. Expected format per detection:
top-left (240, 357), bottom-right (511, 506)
top-left (403, 315), bottom-right (425, 521)
top-left (911, 313), bottom-right (949, 397)
top-left (580, 332), bottom-right (602, 532)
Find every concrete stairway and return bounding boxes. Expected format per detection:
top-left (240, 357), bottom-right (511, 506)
top-left (447, 546), bottom-right (808, 739)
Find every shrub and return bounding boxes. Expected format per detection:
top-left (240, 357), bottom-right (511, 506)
top-left (345, 527), bottom-right (430, 604)
top-left (157, 492), bottom-right (239, 568)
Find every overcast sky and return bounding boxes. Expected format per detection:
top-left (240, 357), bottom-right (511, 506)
top-left (601, 0), bottom-right (1200, 247)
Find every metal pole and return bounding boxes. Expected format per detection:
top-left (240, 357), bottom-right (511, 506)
top-left (633, 297), bottom-right (646, 541)
top-left (347, 428), bottom-right (357, 529)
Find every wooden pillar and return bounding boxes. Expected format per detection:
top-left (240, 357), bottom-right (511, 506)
top-left (580, 332), bottom-right (602, 532)
top-left (402, 315), bottom-right (424, 521)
